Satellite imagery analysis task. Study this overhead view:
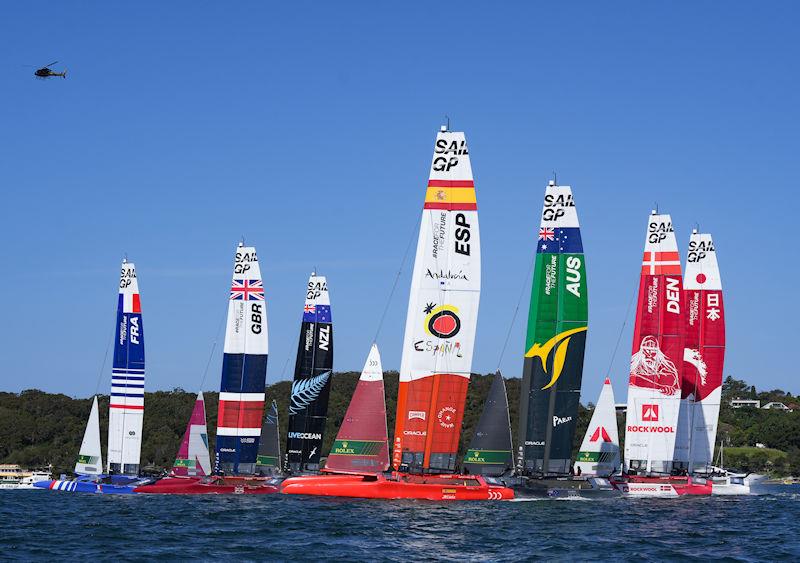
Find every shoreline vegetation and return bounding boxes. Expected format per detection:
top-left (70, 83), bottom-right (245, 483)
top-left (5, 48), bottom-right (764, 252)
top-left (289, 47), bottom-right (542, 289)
top-left (1, 375), bottom-right (798, 477)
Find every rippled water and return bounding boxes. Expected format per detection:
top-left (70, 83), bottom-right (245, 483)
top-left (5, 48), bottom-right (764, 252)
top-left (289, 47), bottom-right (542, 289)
top-left (3, 487), bottom-right (800, 561)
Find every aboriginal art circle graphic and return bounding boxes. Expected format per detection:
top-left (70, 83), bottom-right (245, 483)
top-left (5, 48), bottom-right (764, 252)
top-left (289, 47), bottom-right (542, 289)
top-left (629, 335), bottom-right (679, 395)
top-left (423, 303), bottom-right (461, 339)
top-left (437, 406), bottom-right (457, 429)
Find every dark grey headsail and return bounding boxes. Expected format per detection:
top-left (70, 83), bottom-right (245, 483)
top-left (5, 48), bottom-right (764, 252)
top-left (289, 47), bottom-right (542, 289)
top-left (255, 400), bottom-right (281, 476)
top-left (462, 372), bottom-right (513, 476)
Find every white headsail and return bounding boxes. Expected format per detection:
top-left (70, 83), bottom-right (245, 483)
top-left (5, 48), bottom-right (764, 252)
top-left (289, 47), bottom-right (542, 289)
top-left (575, 379), bottom-right (620, 477)
top-left (75, 396), bottom-right (103, 475)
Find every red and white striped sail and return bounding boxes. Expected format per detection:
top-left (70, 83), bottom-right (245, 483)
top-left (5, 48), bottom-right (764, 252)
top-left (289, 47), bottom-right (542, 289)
top-left (324, 344), bottom-right (389, 475)
top-left (172, 392), bottom-right (211, 476)
top-left (675, 231), bottom-right (725, 472)
top-left (624, 212), bottom-right (684, 474)
top-left (392, 127), bottom-right (480, 473)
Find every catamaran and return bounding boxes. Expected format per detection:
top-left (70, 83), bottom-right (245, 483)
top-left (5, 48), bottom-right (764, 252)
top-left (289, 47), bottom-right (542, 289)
top-left (38, 260), bottom-right (153, 494)
top-left (285, 273), bottom-right (334, 474)
top-left (281, 344), bottom-right (393, 496)
top-left (611, 213), bottom-right (711, 496)
top-left (510, 180), bottom-right (614, 497)
top-left (285, 126), bottom-right (512, 500)
top-left (138, 243), bottom-right (278, 494)
top-left (674, 230), bottom-right (760, 494)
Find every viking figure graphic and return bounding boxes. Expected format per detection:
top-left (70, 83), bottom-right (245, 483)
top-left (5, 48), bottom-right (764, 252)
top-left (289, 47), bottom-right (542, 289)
top-left (629, 335), bottom-right (679, 394)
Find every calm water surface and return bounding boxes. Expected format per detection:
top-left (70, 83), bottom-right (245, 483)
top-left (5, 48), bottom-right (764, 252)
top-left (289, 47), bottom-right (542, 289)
top-left (3, 487), bottom-right (799, 561)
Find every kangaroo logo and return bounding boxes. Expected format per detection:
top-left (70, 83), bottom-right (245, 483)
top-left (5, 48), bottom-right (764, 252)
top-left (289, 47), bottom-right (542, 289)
top-left (526, 326), bottom-right (587, 390)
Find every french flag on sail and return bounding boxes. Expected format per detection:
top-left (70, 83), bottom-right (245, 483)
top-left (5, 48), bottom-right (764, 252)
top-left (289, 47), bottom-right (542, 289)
top-left (118, 293), bottom-right (142, 314)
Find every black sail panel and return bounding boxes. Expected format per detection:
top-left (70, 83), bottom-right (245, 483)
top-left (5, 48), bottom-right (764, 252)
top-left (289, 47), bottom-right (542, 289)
top-left (285, 275), bottom-right (333, 473)
top-left (463, 371), bottom-right (513, 476)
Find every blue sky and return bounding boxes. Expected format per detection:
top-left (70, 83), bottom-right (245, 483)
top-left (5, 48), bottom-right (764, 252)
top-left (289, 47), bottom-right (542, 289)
top-left (1, 2), bottom-right (797, 401)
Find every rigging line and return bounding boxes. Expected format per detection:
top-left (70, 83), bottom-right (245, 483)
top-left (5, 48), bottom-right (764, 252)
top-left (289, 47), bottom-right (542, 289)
top-left (198, 301), bottom-right (229, 391)
top-left (496, 252), bottom-right (536, 371)
top-left (605, 280), bottom-right (638, 379)
top-left (371, 217), bottom-right (419, 345)
top-left (93, 298), bottom-right (118, 396)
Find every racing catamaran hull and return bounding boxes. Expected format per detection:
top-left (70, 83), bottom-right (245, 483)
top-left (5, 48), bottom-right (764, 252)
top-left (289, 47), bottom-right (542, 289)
top-left (280, 472), bottom-right (513, 500)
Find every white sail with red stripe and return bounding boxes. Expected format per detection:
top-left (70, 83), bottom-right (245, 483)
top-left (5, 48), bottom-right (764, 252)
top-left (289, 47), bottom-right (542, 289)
top-left (623, 212), bottom-right (685, 474)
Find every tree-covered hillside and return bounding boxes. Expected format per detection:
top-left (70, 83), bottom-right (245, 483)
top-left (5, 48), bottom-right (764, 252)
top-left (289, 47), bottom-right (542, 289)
top-left (1, 374), bottom-right (797, 476)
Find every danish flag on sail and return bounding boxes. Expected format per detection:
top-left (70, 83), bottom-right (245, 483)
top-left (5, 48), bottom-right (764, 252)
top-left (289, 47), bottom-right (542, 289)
top-left (624, 212), bottom-right (685, 475)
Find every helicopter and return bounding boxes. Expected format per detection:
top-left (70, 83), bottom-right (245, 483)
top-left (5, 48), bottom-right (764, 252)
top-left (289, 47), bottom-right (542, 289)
top-left (34, 61), bottom-right (66, 79)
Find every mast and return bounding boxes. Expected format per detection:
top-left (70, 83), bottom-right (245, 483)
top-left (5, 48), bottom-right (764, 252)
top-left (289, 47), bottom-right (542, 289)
top-left (215, 243), bottom-right (269, 475)
top-left (172, 393), bottom-right (211, 477)
top-left (324, 344), bottom-right (389, 475)
top-left (285, 274), bottom-right (333, 473)
top-left (623, 211), bottom-right (684, 475)
top-left (75, 396), bottom-right (103, 475)
top-left (677, 230), bottom-right (725, 473)
top-left (575, 378), bottom-right (620, 477)
top-left (107, 260), bottom-right (145, 475)
top-left (392, 125), bottom-right (481, 475)
top-left (463, 371), bottom-right (513, 477)
top-left (517, 181), bottom-right (588, 477)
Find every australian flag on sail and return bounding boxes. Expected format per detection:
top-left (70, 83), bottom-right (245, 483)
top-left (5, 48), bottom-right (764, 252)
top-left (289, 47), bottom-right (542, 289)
top-left (303, 304), bottom-right (332, 323)
top-left (537, 227), bottom-right (583, 254)
top-left (230, 279), bottom-right (264, 301)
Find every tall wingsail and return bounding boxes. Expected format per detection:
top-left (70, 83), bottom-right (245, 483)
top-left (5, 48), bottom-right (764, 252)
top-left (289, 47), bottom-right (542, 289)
top-left (107, 260), bottom-right (145, 475)
top-left (215, 244), bottom-right (269, 475)
top-left (675, 231), bottom-right (725, 472)
top-left (624, 212), bottom-right (684, 474)
top-left (75, 396), bottom-right (103, 475)
top-left (575, 378), bottom-right (620, 477)
top-left (325, 344), bottom-right (389, 475)
top-left (392, 127), bottom-right (481, 474)
top-left (517, 181), bottom-right (588, 476)
top-left (463, 371), bottom-right (513, 477)
top-left (285, 274), bottom-right (333, 473)
top-left (255, 400), bottom-right (281, 475)
top-left (172, 393), bottom-right (211, 477)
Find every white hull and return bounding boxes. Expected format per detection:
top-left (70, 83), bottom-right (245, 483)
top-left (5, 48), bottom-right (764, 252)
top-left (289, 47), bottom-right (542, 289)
top-left (616, 482), bottom-right (681, 497)
top-left (709, 473), bottom-right (767, 496)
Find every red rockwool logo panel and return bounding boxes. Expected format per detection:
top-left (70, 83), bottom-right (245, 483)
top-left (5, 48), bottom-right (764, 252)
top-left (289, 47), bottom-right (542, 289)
top-left (641, 404), bottom-right (659, 421)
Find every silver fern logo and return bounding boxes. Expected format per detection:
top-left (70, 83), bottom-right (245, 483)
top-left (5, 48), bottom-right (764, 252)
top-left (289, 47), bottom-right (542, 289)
top-left (289, 371), bottom-right (331, 415)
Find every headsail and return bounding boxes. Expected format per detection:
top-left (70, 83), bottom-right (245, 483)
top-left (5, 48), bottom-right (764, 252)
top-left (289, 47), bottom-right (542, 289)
top-left (325, 344), bottom-right (389, 475)
top-left (285, 274), bottom-right (333, 472)
top-left (75, 396), bottom-right (103, 475)
top-left (463, 371), bottom-right (513, 477)
top-left (675, 231), bottom-right (725, 472)
top-left (107, 260), bottom-right (145, 475)
top-left (517, 181), bottom-right (588, 476)
top-left (392, 127), bottom-right (481, 474)
top-left (255, 400), bottom-right (281, 475)
top-left (623, 212), bottom-right (684, 474)
top-left (575, 378), bottom-right (620, 476)
top-left (172, 392), bottom-right (211, 476)
top-left (215, 244), bottom-right (269, 475)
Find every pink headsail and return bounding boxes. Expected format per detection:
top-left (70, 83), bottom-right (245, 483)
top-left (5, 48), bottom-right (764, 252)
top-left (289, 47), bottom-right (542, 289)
top-left (172, 392), bottom-right (212, 477)
top-left (323, 344), bottom-right (389, 475)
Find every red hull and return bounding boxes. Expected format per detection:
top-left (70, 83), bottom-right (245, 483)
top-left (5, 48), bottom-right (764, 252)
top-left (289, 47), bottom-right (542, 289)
top-left (281, 472), bottom-right (513, 500)
top-left (134, 475), bottom-right (279, 495)
top-left (610, 475), bottom-right (712, 496)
